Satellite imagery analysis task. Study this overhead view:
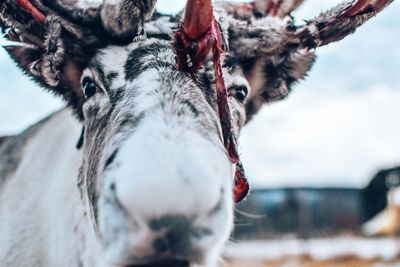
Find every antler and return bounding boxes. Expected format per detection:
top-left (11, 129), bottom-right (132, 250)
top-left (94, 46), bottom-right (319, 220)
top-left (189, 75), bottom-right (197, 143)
top-left (182, 0), bottom-right (213, 40)
top-left (16, 0), bottom-right (45, 23)
top-left (256, 0), bottom-right (305, 17)
top-left (175, 0), bottom-right (215, 73)
top-left (342, 0), bottom-right (391, 17)
top-left (217, 0), bottom-right (305, 21)
top-left (221, 0), bottom-right (394, 59)
top-left (295, 0), bottom-right (394, 49)
top-left (175, 0), bottom-right (250, 203)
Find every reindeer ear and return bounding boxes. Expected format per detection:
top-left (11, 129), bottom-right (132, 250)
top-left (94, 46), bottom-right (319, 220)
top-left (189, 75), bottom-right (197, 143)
top-left (242, 50), bottom-right (315, 121)
top-left (217, 0), bottom-right (395, 122)
top-left (0, 1), bottom-right (92, 119)
top-left (4, 43), bottom-right (86, 118)
top-left (1, 0), bottom-right (157, 119)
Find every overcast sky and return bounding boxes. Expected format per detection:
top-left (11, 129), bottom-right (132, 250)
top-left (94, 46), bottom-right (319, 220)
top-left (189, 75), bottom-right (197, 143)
top-left (1, 0), bottom-right (399, 188)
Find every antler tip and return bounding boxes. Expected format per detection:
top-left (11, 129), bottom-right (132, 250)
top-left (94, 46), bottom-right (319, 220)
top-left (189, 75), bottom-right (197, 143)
top-left (182, 0), bottom-right (214, 40)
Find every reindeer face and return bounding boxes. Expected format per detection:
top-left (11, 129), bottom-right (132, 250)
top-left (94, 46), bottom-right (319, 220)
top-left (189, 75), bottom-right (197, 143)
top-left (77, 39), bottom-right (250, 266)
top-left (1, 0), bottom-right (394, 266)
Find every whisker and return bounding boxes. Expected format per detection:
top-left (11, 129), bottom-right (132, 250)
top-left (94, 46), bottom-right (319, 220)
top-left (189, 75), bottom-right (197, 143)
top-left (235, 207), bottom-right (265, 219)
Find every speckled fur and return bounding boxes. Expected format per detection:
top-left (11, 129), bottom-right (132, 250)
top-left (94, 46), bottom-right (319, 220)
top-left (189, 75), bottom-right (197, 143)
top-left (0, 113), bottom-right (54, 187)
top-left (0, 1), bottom-right (395, 266)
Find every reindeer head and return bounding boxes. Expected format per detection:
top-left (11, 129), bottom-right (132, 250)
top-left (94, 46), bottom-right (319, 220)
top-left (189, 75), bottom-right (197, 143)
top-left (0, 0), bottom-right (393, 266)
top-left (78, 39), bottom-right (246, 266)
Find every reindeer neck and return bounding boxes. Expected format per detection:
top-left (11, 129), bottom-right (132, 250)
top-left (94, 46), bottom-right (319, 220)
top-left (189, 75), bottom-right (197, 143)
top-left (0, 108), bottom-right (101, 267)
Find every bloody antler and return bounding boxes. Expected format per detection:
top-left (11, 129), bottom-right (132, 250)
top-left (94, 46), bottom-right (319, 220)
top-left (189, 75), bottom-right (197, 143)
top-left (16, 0), bottom-right (46, 23)
top-left (342, 0), bottom-right (391, 17)
top-left (295, 0), bottom-right (395, 49)
top-left (264, 0), bottom-right (305, 17)
top-left (175, 0), bottom-right (250, 203)
top-left (182, 0), bottom-right (214, 40)
top-left (175, 0), bottom-right (215, 73)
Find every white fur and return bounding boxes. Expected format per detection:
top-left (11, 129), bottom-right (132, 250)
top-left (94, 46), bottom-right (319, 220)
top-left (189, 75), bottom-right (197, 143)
top-left (0, 40), bottom-right (236, 267)
top-left (102, 111), bottom-right (233, 266)
top-left (75, 0), bottom-right (103, 9)
top-left (0, 110), bottom-right (102, 267)
top-left (96, 67), bottom-right (234, 266)
top-left (0, 95), bottom-right (234, 267)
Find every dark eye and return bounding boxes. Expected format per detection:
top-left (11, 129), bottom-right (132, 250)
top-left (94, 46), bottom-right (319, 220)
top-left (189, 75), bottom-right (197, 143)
top-left (233, 86), bottom-right (248, 103)
top-left (82, 77), bottom-right (97, 98)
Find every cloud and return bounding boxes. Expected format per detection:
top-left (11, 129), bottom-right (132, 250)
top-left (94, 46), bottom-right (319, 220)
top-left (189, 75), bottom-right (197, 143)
top-left (241, 85), bottom-right (400, 188)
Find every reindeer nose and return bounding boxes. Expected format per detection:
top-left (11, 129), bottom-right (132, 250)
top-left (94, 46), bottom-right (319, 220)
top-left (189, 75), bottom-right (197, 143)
top-left (148, 215), bottom-right (207, 258)
top-left (150, 216), bottom-right (191, 255)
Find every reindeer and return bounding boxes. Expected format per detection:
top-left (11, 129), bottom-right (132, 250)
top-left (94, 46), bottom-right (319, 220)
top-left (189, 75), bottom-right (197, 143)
top-left (0, 0), bottom-right (395, 266)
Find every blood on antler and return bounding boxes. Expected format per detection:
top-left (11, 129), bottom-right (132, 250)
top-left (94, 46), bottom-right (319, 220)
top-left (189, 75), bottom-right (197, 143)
top-left (4, 0), bottom-right (394, 202)
top-left (175, 0), bottom-right (215, 73)
top-left (296, 0), bottom-right (395, 49)
top-left (221, 0), bottom-right (394, 56)
top-left (182, 0), bottom-right (214, 40)
top-left (16, 0), bottom-right (46, 23)
top-left (175, 0), bottom-right (250, 203)
top-left (342, 0), bottom-right (392, 17)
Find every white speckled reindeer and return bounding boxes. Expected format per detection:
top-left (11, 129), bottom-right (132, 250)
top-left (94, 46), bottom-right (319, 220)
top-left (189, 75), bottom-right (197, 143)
top-left (0, 0), bottom-right (394, 266)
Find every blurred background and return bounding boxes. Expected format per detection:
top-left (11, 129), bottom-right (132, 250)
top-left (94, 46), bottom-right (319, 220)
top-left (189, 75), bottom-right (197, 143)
top-left (1, 0), bottom-right (400, 266)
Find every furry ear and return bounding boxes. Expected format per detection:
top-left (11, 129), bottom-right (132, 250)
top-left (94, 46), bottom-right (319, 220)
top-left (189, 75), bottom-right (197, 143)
top-left (1, 3), bottom-right (83, 118)
top-left (242, 50), bottom-right (316, 121)
top-left (0, 0), bottom-right (157, 119)
top-left (215, 0), bottom-right (395, 121)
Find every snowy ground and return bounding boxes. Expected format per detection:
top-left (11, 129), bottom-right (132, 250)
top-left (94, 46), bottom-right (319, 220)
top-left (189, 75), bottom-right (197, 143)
top-left (223, 238), bottom-right (400, 267)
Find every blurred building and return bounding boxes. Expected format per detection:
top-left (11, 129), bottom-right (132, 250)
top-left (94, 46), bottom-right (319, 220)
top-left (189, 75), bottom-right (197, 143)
top-left (233, 166), bottom-right (400, 240)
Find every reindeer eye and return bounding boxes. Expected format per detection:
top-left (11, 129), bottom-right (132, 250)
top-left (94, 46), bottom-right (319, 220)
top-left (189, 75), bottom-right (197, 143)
top-left (233, 86), bottom-right (248, 103)
top-left (82, 77), bottom-right (97, 98)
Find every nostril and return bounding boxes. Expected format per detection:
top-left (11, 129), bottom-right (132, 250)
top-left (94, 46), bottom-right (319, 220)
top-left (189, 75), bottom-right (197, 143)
top-left (166, 228), bottom-right (190, 255)
top-left (148, 216), bottom-right (193, 256)
top-left (153, 238), bottom-right (169, 254)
